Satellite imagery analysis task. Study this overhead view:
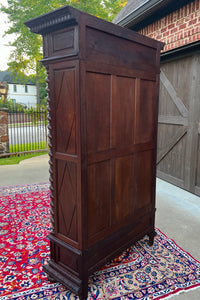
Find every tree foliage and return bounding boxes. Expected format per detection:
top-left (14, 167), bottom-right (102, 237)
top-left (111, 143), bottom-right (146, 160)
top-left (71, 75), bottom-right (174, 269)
top-left (0, 0), bottom-right (127, 104)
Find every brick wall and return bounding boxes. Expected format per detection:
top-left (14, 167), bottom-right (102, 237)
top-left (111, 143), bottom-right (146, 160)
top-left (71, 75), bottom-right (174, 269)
top-left (139, 0), bottom-right (200, 52)
top-left (0, 108), bottom-right (9, 155)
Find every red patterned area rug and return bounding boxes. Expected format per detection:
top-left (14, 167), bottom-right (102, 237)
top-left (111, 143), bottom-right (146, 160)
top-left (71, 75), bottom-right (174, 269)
top-left (0, 183), bottom-right (200, 300)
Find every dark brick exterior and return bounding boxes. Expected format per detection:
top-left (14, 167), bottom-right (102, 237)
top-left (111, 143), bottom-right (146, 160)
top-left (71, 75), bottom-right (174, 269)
top-left (139, 0), bottom-right (200, 52)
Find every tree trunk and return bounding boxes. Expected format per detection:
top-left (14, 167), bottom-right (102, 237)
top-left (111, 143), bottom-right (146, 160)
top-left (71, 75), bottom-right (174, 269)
top-left (36, 74), bottom-right (40, 107)
top-left (36, 61), bottom-right (40, 107)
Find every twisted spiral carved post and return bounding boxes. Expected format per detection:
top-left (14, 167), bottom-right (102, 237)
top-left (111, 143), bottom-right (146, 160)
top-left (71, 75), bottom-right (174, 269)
top-left (46, 67), bottom-right (55, 234)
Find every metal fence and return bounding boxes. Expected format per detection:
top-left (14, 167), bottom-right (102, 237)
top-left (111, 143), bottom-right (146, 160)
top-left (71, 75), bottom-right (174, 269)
top-left (8, 108), bottom-right (48, 155)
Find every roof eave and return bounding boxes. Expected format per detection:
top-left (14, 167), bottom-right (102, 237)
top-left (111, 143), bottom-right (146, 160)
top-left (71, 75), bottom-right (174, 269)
top-left (114, 0), bottom-right (175, 27)
top-left (161, 40), bottom-right (200, 62)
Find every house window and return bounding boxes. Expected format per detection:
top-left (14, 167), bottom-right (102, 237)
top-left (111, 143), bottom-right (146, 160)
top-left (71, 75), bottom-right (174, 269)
top-left (25, 85), bottom-right (28, 93)
top-left (13, 85), bottom-right (17, 92)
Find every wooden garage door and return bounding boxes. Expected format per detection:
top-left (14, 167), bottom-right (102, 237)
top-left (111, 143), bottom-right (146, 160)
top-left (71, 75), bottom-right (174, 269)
top-left (157, 53), bottom-right (200, 196)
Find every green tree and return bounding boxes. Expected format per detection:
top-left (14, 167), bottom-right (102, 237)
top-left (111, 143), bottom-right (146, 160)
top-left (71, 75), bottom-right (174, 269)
top-left (0, 0), bottom-right (127, 105)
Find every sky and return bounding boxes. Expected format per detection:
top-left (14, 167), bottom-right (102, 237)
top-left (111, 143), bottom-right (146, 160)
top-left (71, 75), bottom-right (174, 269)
top-left (0, 0), bottom-right (15, 71)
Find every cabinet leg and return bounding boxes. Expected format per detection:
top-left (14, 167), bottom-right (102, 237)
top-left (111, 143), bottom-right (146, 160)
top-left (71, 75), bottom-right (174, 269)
top-left (79, 281), bottom-right (88, 300)
top-left (148, 230), bottom-right (156, 246)
top-left (79, 292), bottom-right (88, 299)
top-left (47, 275), bottom-right (56, 283)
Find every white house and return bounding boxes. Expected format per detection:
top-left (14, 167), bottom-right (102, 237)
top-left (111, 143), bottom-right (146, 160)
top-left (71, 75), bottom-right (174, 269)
top-left (0, 70), bottom-right (37, 108)
top-left (8, 83), bottom-right (37, 108)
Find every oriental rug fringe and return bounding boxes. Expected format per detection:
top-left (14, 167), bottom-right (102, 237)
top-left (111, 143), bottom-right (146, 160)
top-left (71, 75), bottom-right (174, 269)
top-left (0, 183), bottom-right (200, 300)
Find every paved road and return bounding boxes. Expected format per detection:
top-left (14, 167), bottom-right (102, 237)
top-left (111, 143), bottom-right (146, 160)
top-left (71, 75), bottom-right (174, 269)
top-left (0, 154), bottom-right (49, 187)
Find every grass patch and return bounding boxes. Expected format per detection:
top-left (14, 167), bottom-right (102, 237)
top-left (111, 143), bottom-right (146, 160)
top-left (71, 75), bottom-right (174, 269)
top-left (9, 141), bottom-right (48, 153)
top-left (8, 121), bottom-right (48, 128)
top-left (0, 142), bottom-right (49, 165)
top-left (0, 152), bottom-right (48, 165)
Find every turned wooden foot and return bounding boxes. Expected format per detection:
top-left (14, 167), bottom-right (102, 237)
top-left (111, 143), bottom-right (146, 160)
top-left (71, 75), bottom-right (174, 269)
top-left (79, 293), bottom-right (88, 299)
top-left (79, 282), bottom-right (88, 300)
top-left (47, 275), bottom-right (56, 283)
top-left (148, 230), bottom-right (156, 246)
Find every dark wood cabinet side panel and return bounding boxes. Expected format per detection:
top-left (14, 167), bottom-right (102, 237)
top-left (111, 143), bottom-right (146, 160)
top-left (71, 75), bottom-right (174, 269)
top-left (134, 79), bottom-right (156, 144)
top-left (87, 160), bottom-right (111, 245)
top-left (86, 27), bottom-right (157, 73)
top-left (111, 76), bottom-right (135, 148)
top-left (56, 160), bottom-right (78, 243)
top-left (112, 155), bottom-right (135, 225)
top-left (26, 6), bottom-right (163, 299)
top-left (86, 72), bottom-right (111, 153)
top-left (55, 67), bottom-right (77, 155)
top-left (134, 150), bottom-right (154, 210)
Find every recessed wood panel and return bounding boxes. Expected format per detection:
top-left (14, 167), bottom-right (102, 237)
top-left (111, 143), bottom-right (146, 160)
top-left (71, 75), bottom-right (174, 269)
top-left (157, 124), bottom-right (186, 180)
top-left (160, 58), bottom-right (191, 112)
top-left (55, 67), bottom-right (76, 154)
top-left (134, 79), bottom-right (156, 144)
top-left (50, 26), bottom-right (78, 58)
top-left (57, 160), bottom-right (77, 242)
top-left (134, 151), bottom-right (153, 210)
top-left (58, 246), bottom-right (79, 275)
top-left (112, 155), bottom-right (135, 224)
top-left (159, 80), bottom-right (182, 116)
top-left (53, 29), bottom-right (74, 52)
top-left (86, 72), bottom-right (111, 153)
top-left (111, 76), bottom-right (135, 148)
top-left (87, 160), bottom-right (111, 240)
top-left (86, 27), bottom-right (157, 73)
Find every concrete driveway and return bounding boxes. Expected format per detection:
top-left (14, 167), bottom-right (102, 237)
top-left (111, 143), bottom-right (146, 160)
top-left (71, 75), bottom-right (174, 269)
top-left (0, 154), bottom-right (49, 187)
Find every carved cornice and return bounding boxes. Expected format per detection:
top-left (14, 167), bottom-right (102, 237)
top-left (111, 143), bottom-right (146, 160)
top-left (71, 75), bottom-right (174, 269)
top-left (25, 5), bottom-right (78, 35)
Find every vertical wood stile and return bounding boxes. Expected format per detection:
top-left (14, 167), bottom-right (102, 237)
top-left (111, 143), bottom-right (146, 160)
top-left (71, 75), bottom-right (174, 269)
top-left (110, 75), bottom-right (116, 227)
top-left (134, 77), bottom-right (140, 145)
top-left (184, 56), bottom-right (200, 192)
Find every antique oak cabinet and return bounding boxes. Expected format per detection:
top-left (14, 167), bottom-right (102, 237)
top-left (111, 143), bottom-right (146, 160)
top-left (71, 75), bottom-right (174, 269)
top-left (25, 6), bottom-right (164, 299)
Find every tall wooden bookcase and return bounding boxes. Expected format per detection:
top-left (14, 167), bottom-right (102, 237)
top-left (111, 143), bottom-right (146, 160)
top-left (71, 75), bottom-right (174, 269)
top-left (25, 6), bottom-right (164, 299)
